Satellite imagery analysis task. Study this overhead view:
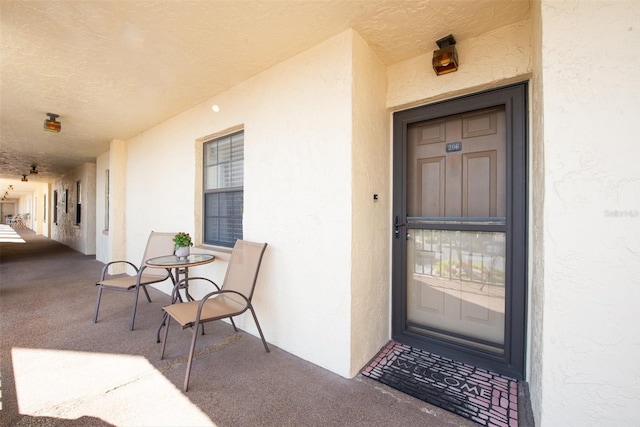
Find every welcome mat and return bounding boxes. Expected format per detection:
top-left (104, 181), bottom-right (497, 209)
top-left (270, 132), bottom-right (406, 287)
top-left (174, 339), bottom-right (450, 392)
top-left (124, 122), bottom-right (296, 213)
top-left (362, 341), bottom-right (518, 426)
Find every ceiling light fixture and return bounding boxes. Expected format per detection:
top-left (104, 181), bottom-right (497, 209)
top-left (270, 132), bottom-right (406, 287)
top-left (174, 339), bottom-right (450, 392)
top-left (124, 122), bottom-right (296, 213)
top-left (30, 164), bottom-right (38, 174)
top-left (44, 113), bottom-right (61, 133)
top-left (432, 34), bottom-right (458, 76)
top-left (21, 175), bottom-right (28, 182)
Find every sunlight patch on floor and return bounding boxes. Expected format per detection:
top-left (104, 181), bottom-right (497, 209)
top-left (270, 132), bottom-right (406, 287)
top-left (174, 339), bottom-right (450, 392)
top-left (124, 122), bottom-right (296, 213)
top-left (12, 347), bottom-right (216, 427)
top-left (0, 225), bottom-right (25, 243)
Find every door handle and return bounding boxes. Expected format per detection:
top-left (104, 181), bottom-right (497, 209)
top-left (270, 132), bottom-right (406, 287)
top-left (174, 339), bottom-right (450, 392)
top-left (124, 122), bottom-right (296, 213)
top-left (394, 216), bottom-right (406, 238)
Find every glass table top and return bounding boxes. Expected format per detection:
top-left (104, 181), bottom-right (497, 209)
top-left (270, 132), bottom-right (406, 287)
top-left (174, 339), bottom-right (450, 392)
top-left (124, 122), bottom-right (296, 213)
top-left (145, 253), bottom-right (215, 268)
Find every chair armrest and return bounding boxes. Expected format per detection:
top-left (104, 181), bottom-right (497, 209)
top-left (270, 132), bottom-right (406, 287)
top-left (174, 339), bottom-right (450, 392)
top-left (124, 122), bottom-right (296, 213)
top-left (99, 261), bottom-right (139, 280)
top-left (195, 289), bottom-right (250, 320)
top-left (134, 264), bottom-right (170, 285)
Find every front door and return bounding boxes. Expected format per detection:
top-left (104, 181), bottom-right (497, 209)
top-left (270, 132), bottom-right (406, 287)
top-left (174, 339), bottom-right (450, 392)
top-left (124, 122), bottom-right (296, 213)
top-left (392, 83), bottom-right (528, 379)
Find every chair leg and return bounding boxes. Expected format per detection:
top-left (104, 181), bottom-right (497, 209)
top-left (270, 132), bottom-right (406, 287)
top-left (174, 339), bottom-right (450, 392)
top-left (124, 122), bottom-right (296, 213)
top-left (248, 306), bottom-right (270, 353)
top-left (129, 287), bottom-right (141, 331)
top-left (160, 315), bottom-right (171, 359)
top-left (230, 317), bottom-right (238, 332)
top-left (184, 323), bottom-right (201, 392)
top-left (93, 287), bottom-right (103, 323)
top-left (142, 285), bottom-right (152, 303)
top-left (157, 312), bottom-right (168, 343)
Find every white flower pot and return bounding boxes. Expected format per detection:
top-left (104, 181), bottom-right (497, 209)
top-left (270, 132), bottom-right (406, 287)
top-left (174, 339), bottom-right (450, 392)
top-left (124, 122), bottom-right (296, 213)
top-left (175, 246), bottom-right (190, 259)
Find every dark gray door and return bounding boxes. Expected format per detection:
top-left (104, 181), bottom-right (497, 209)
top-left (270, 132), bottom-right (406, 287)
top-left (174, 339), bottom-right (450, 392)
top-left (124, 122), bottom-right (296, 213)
top-left (392, 83), bottom-right (528, 379)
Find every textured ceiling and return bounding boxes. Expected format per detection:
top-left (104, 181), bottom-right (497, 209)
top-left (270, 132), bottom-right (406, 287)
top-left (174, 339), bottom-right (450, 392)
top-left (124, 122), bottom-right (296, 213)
top-left (0, 0), bottom-right (529, 198)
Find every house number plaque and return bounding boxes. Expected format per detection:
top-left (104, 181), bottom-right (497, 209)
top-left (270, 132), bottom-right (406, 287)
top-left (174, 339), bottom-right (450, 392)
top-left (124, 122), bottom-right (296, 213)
top-left (446, 142), bottom-right (462, 152)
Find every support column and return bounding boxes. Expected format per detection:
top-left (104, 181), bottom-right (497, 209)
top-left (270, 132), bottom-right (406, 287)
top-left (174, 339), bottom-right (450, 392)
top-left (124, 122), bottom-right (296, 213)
top-left (109, 139), bottom-right (127, 273)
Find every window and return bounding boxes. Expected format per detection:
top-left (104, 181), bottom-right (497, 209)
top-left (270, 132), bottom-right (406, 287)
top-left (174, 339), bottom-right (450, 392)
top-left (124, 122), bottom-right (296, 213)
top-left (75, 181), bottom-right (82, 225)
top-left (53, 191), bottom-right (58, 224)
top-left (203, 131), bottom-right (243, 247)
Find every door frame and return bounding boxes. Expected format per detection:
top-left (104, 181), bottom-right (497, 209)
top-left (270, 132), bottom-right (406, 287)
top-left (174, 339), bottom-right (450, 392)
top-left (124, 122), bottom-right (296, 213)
top-left (391, 82), bottom-right (528, 379)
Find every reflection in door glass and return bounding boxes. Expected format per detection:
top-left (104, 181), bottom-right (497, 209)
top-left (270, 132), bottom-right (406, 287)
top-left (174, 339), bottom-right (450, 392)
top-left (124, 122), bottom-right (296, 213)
top-left (413, 230), bottom-right (505, 285)
top-left (407, 230), bottom-right (506, 351)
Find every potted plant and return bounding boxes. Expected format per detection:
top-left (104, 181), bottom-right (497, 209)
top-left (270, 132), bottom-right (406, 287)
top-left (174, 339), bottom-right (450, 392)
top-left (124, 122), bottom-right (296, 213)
top-left (173, 232), bottom-right (193, 259)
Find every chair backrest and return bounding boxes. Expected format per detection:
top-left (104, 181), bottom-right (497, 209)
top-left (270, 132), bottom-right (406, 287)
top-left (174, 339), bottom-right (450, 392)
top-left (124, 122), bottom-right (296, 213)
top-left (222, 240), bottom-right (268, 300)
top-left (141, 231), bottom-right (180, 277)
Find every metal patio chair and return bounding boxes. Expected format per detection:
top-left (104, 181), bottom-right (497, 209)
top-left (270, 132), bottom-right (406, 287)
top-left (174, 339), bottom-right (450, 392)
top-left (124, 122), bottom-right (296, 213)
top-left (93, 231), bottom-right (177, 330)
top-left (160, 240), bottom-right (269, 391)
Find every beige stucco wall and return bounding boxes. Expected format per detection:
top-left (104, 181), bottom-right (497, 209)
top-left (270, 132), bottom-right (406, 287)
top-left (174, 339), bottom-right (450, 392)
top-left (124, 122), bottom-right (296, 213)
top-left (1, 181), bottom-right (48, 236)
top-left (537, 1), bottom-right (640, 425)
top-left (31, 182), bottom-right (49, 237)
top-left (350, 31), bottom-right (390, 376)
top-left (96, 151), bottom-right (109, 263)
top-left (40, 182), bottom-right (50, 237)
top-left (387, 20), bottom-right (532, 110)
top-left (15, 193), bottom-right (34, 230)
top-left (0, 201), bottom-right (16, 225)
top-left (96, 140), bottom-right (128, 274)
top-left (115, 30), bottom-right (362, 376)
top-left (51, 162), bottom-right (96, 255)
top-left (529, 0), bottom-right (545, 423)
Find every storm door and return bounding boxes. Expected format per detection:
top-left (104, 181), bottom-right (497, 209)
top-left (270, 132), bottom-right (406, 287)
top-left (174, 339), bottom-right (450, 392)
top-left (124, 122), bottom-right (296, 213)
top-left (392, 83), bottom-right (528, 379)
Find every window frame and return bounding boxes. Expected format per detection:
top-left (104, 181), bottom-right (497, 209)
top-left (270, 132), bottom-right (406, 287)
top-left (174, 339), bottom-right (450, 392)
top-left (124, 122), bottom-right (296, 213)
top-left (75, 180), bottom-right (82, 225)
top-left (202, 130), bottom-right (244, 248)
top-left (53, 190), bottom-right (58, 224)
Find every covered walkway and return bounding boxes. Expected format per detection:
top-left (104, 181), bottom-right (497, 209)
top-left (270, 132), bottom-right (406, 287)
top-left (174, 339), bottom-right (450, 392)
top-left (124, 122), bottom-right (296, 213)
top-left (0, 229), bottom-right (484, 426)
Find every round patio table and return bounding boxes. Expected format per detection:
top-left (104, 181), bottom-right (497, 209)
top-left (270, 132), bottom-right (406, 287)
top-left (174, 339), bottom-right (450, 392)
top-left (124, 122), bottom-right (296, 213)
top-left (146, 253), bottom-right (215, 342)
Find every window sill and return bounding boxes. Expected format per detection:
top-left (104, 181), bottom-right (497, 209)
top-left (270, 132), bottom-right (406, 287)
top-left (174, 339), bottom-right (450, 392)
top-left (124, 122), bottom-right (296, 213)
top-left (193, 244), bottom-right (233, 261)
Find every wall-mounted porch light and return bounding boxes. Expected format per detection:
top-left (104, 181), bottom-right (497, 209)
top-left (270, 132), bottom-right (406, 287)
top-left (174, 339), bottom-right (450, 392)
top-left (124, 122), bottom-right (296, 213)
top-left (432, 35), bottom-right (458, 76)
top-left (44, 113), bottom-right (61, 133)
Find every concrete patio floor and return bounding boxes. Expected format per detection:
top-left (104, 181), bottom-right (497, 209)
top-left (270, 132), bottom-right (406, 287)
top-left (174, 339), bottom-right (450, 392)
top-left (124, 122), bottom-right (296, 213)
top-left (0, 229), bottom-right (533, 426)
